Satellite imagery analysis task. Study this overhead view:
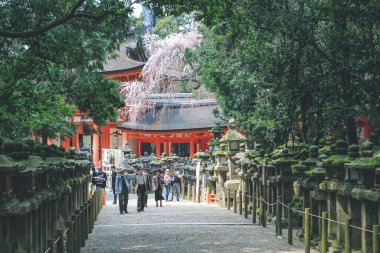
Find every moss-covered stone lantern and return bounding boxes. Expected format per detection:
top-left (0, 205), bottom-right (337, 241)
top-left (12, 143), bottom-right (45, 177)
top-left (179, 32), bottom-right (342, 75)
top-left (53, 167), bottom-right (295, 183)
top-left (213, 144), bottom-right (228, 194)
top-left (220, 118), bottom-right (246, 155)
top-left (343, 145), bottom-right (360, 184)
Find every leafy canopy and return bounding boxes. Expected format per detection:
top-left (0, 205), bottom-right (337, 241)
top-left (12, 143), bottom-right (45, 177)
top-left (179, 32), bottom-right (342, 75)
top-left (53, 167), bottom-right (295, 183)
top-left (0, 0), bottom-right (141, 141)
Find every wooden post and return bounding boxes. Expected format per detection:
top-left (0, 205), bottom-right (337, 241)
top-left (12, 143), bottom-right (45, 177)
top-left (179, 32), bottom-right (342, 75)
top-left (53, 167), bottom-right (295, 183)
top-left (261, 197), bottom-right (266, 227)
top-left (85, 203), bottom-right (89, 240)
top-left (244, 193), bottom-right (248, 218)
top-left (89, 199), bottom-right (93, 233)
top-left (321, 212), bottom-right (328, 253)
top-left (56, 229), bottom-right (64, 253)
top-left (94, 192), bottom-right (98, 221)
top-left (223, 189), bottom-right (226, 208)
top-left (344, 218), bottom-right (351, 253)
top-left (181, 182), bottom-right (185, 200)
top-left (239, 191), bottom-right (243, 215)
top-left (252, 195), bottom-right (256, 224)
top-left (81, 206), bottom-right (86, 247)
top-left (48, 238), bottom-right (56, 253)
top-left (227, 189), bottom-right (231, 210)
top-left (66, 220), bottom-right (73, 253)
top-left (304, 208), bottom-right (310, 253)
top-left (276, 196), bottom-right (282, 237)
top-left (197, 185), bottom-right (201, 203)
top-left (187, 183), bottom-right (191, 200)
top-left (75, 210), bottom-right (80, 253)
top-left (233, 190), bottom-right (237, 214)
top-left (288, 203), bottom-right (293, 245)
top-left (373, 225), bottom-right (380, 253)
top-left (192, 184), bottom-right (196, 202)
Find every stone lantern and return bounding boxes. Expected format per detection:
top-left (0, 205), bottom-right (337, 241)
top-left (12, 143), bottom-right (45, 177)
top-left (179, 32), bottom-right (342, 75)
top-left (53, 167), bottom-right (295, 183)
top-left (215, 144), bottom-right (228, 166)
top-left (213, 144), bottom-right (228, 194)
top-left (220, 119), bottom-right (246, 154)
top-left (209, 122), bottom-right (224, 153)
top-left (220, 118), bottom-right (246, 180)
top-left (374, 168), bottom-right (380, 191)
top-left (356, 142), bottom-right (375, 188)
top-left (343, 145), bottom-right (360, 184)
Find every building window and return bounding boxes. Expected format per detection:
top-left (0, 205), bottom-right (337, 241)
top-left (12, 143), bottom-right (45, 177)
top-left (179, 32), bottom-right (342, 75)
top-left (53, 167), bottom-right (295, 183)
top-left (172, 143), bottom-right (190, 157)
top-left (78, 134), bottom-right (92, 149)
top-left (141, 143), bottom-right (156, 156)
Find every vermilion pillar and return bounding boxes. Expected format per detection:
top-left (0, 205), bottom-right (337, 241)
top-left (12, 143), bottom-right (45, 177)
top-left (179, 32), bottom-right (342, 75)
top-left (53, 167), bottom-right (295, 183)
top-left (60, 137), bottom-right (70, 150)
top-left (190, 138), bottom-right (195, 158)
top-left (137, 139), bottom-right (141, 157)
top-left (156, 140), bottom-right (161, 157)
top-left (164, 141), bottom-right (169, 155)
top-left (123, 132), bottom-right (128, 143)
top-left (92, 133), bottom-right (99, 166)
top-left (363, 120), bottom-right (370, 140)
top-left (72, 134), bottom-right (78, 150)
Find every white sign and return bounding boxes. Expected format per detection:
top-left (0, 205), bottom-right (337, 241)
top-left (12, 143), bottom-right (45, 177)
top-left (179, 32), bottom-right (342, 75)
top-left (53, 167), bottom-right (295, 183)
top-left (196, 161), bottom-right (201, 201)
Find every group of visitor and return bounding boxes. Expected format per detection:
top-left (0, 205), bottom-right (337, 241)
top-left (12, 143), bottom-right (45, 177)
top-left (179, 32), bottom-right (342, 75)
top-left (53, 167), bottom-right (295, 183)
top-left (92, 165), bottom-right (182, 214)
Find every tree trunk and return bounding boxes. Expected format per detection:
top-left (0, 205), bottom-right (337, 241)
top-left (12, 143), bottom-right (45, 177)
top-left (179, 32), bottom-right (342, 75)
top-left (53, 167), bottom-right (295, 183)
top-left (300, 94), bottom-right (309, 144)
top-left (346, 116), bottom-right (358, 145)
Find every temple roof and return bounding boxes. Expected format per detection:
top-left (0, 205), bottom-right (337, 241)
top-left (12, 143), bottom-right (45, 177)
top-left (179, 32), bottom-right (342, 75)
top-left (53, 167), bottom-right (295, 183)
top-left (101, 43), bottom-right (145, 73)
top-left (120, 94), bottom-right (225, 131)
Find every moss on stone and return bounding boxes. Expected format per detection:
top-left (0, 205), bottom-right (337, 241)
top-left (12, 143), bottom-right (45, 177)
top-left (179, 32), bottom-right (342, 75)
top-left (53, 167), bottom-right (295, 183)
top-left (335, 139), bottom-right (348, 148)
top-left (348, 144), bottom-right (359, 152)
top-left (363, 154), bottom-right (380, 170)
top-left (326, 155), bottom-right (354, 167)
top-left (0, 154), bottom-right (21, 172)
top-left (299, 166), bottom-right (324, 177)
top-left (274, 157), bottom-right (298, 165)
top-left (362, 141), bottom-right (374, 150)
top-left (319, 146), bottom-right (331, 155)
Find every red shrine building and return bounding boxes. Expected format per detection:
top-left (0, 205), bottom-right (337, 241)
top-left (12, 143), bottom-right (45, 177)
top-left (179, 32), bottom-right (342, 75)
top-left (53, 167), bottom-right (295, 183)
top-left (119, 93), bottom-right (222, 158)
top-left (58, 45), bottom-right (224, 166)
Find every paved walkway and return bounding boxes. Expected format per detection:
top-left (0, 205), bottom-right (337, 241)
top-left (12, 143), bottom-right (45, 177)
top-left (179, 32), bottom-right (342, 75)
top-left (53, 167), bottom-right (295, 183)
top-left (82, 190), bottom-right (311, 253)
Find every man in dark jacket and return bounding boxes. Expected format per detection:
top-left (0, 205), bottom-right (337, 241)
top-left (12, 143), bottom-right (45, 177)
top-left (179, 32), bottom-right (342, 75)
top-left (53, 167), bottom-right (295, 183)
top-left (93, 167), bottom-right (107, 190)
top-left (111, 166), bottom-right (118, 204)
top-left (171, 171), bottom-right (181, 201)
top-left (115, 168), bottom-right (137, 214)
top-left (135, 166), bottom-right (152, 212)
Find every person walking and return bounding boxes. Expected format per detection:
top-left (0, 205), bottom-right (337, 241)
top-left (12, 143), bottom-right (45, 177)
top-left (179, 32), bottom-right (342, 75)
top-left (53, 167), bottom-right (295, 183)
top-left (143, 170), bottom-right (152, 208)
top-left (163, 168), bottom-right (173, 201)
top-left (171, 171), bottom-right (181, 201)
top-left (93, 167), bottom-right (107, 191)
top-left (115, 168), bottom-right (136, 214)
top-left (111, 166), bottom-right (118, 204)
top-left (135, 166), bottom-right (151, 212)
top-left (152, 169), bottom-right (164, 207)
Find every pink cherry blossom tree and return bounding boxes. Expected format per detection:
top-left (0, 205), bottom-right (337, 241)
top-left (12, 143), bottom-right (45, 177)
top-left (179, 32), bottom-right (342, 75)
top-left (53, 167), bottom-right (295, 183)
top-left (120, 25), bottom-right (212, 122)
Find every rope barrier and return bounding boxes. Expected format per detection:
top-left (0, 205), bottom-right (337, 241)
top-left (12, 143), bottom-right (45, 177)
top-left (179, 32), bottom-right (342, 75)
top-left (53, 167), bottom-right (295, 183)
top-left (227, 193), bottom-right (379, 234)
top-left (181, 185), bottom-right (380, 235)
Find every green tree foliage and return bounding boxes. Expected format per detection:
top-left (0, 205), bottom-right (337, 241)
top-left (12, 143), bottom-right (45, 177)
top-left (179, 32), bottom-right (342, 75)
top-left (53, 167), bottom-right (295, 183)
top-left (0, 0), bottom-right (140, 141)
top-left (153, 16), bottom-right (180, 38)
top-left (148, 0), bottom-right (380, 146)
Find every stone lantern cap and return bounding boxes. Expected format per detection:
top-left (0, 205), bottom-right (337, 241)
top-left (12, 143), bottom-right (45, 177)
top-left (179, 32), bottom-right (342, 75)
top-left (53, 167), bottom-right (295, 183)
top-left (307, 167), bottom-right (326, 177)
top-left (220, 118), bottom-right (246, 143)
top-left (0, 154), bottom-right (22, 173)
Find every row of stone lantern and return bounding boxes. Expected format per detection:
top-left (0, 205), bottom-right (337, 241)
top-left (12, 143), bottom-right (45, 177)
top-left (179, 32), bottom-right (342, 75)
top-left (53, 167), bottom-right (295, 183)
top-left (0, 138), bottom-right (94, 253)
top-left (203, 118), bottom-right (380, 253)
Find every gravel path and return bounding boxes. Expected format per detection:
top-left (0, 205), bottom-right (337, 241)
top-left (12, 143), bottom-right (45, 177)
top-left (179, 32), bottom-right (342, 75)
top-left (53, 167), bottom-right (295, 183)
top-left (82, 190), bottom-right (313, 253)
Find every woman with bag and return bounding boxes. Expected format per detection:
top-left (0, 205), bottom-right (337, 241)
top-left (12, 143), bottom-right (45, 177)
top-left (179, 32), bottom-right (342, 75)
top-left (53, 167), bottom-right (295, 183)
top-left (152, 169), bottom-right (164, 207)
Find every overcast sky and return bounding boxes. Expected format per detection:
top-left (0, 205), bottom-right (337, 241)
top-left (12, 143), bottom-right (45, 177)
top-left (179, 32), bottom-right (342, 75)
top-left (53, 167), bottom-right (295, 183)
top-left (132, 3), bottom-right (142, 17)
